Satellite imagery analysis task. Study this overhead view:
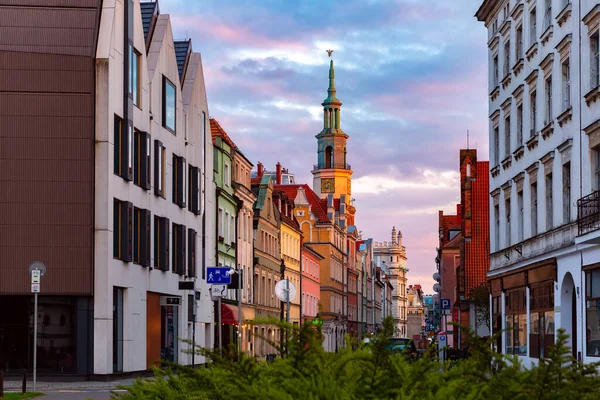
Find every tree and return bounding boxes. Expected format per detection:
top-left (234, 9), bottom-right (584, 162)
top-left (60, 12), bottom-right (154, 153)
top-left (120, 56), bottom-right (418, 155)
top-left (470, 283), bottom-right (491, 331)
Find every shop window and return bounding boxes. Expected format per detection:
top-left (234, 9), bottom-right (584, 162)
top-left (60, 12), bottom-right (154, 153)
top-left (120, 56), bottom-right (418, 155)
top-left (586, 269), bottom-right (600, 356)
top-left (529, 282), bottom-right (555, 358)
top-left (505, 288), bottom-right (527, 356)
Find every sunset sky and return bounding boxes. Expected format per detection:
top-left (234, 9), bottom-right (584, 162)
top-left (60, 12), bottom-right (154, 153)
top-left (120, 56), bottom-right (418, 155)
top-left (163, 0), bottom-right (490, 291)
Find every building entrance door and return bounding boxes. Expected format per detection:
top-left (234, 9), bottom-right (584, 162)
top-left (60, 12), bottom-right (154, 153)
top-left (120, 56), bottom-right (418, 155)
top-left (160, 306), bottom-right (178, 365)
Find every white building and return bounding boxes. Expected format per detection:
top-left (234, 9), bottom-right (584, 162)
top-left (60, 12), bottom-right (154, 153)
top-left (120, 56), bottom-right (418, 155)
top-left (94, 0), bottom-right (215, 374)
top-left (476, 0), bottom-right (600, 364)
top-left (374, 227), bottom-right (409, 337)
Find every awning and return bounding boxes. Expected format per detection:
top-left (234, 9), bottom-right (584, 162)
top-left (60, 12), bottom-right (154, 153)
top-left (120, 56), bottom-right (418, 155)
top-left (221, 303), bottom-right (239, 325)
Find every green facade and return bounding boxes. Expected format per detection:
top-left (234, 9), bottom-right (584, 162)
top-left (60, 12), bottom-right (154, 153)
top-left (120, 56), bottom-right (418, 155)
top-left (213, 136), bottom-right (238, 268)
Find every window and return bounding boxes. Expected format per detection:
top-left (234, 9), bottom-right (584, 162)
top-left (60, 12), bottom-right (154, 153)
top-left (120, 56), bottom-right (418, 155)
top-left (114, 116), bottom-right (133, 181)
top-left (505, 197), bottom-right (511, 247)
top-left (531, 182), bottom-right (538, 236)
top-left (134, 130), bottom-right (151, 190)
top-left (172, 223), bottom-right (186, 275)
top-left (494, 204), bottom-right (500, 251)
top-left (504, 40), bottom-right (510, 78)
top-left (154, 140), bottom-right (166, 197)
top-left (113, 287), bottom-right (124, 373)
top-left (586, 269), bottom-right (600, 356)
top-left (505, 288), bottom-right (527, 356)
top-left (162, 76), bottom-right (176, 133)
top-left (562, 59), bottom-right (571, 110)
top-left (493, 55), bottom-right (499, 87)
top-left (546, 173), bottom-right (553, 230)
top-left (224, 212), bottom-right (230, 244)
top-left (154, 215), bottom-right (170, 271)
top-left (543, 0), bottom-right (552, 32)
top-left (172, 154), bottom-right (186, 208)
top-left (230, 214), bottom-right (235, 245)
top-left (594, 146), bottom-right (600, 190)
top-left (188, 165), bottom-right (201, 215)
top-left (113, 199), bottom-right (133, 262)
top-left (133, 207), bottom-right (151, 266)
top-left (516, 25), bottom-right (523, 60)
top-left (218, 208), bottom-right (224, 240)
top-left (530, 90), bottom-right (537, 136)
top-left (563, 163), bottom-right (571, 223)
top-left (518, 190), bottom-right (524, 243)
top-left (591, 31), bottom-right (599, 89)
top-left (530, 7), bottom-right (537, 46)
top-left (504, 115), bottom-right (511, 156)
top-left (188, 229), bottom-right (197, 277)
top-left (493, 126), bottom-right (500, 165)
top-left (517, 104), bottom-right (523, 146)
top-left (224, 163), bottom-right (230, 186)
top-left (491, 296), bottom-right (502, 352)
top-left (130, 46), bottom-right (141, 107)
top-left (530, 282), bottom-right (555, 358)
top-left (545, 76), bottom-right (552, 125)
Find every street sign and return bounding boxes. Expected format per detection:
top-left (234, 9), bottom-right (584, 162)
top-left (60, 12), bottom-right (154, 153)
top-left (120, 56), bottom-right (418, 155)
top-left (425, 318), bottom-right (430, 324)
top-left (210, 284), bottom-right (227, 299)
top-left (31, 283), bottom-right (40, 293)
top-left (31, 270), bottom-right (40, 284)
top-left (207, 267), bottom-right (232, 284)
top-left (28, 261), bottom-right (47, 276)
top-left (441, 298), bottom-right (451, 310)
top-left (160, 296), bottom-right (181, 306)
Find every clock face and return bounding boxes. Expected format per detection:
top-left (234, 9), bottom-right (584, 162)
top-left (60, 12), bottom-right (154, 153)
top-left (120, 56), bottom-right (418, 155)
top-left (321, 178), bottom-right (335, 193)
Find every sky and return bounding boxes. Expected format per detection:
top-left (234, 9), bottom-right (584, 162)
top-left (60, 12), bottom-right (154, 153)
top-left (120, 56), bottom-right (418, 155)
top-left (163, 0), bottom-right (490, 292)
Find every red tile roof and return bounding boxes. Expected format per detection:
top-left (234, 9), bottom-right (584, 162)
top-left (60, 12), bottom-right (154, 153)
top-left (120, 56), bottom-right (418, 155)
top-left (210, 118), bottom-right (237, 148)
top-left (274, 184), bottom-right (329, 223)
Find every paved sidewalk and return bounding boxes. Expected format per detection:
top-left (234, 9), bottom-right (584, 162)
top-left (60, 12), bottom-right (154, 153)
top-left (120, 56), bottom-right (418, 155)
top-left (3, 378), bottom-right (138, 390)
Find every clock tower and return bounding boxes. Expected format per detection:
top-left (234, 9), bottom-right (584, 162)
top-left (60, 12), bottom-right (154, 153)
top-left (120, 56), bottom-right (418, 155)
top-left (312, 56), bottom-right (353, 206)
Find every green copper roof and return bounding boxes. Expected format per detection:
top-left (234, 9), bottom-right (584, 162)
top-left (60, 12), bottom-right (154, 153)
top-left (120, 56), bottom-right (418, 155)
top-left (323, 60), bottom-right (340, 105)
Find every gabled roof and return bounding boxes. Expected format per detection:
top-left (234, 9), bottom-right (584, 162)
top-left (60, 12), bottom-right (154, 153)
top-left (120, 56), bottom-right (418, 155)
top-left (173, 39), bottom-right (191, 82)
top-left (273, 184), bottom-right (329, 223)
top-left (141, 1), bottom-right (159, 50)
top-left (210, 118), bottom-right (237, 148)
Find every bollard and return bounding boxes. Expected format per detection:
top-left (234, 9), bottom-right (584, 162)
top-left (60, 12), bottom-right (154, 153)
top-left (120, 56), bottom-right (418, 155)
top-left (0, 370), bottom-right (4, 399)
top-left (21, 370), bottom-right (26, 394)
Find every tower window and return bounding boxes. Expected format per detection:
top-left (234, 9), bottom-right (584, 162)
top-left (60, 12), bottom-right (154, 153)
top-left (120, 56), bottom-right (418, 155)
top-left (325, 146), bottom-right (333, 168)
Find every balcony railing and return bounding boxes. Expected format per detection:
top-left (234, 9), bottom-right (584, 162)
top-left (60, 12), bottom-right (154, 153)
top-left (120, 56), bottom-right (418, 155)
top-left (313, 163), bottom-right (352, 171)
top-left (578, 190), bottom-right (600, 235)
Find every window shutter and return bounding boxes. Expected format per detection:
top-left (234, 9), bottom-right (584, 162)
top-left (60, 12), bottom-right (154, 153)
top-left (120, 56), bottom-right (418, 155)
top-left (188, 294), bottom-right (194, 323)
top-left (154, 140), bottom-right (163, 196)
top-left (177, 224), bottom-right (186, 276)
top-left (114, 117), bottom-right (122, 175)
top-left (190, 166), bottom-right (200, 214)
top-left (141, 209), bottom-right (151, 267)
top-left (188, 228), bottom-right (196, 277)
top-left (181, 158), bottom-right (187, 208)
top-left (141, 132), bottom-right (151, 190)
top-left (162, 218), bottom-right (170, 271)
top-left (124, 122), bottom-right (133, 181)
top-left (121, 201), bottom-right (133, 262)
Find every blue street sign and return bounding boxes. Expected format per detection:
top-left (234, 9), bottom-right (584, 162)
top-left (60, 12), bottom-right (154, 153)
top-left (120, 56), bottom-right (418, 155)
top-left (441, 298), bottom-right (451, 310)
top-left (207, 267), bottom-right (232, 284)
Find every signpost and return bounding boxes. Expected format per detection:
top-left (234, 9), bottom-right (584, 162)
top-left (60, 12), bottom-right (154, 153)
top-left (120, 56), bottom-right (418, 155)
top-left (441, 298), bottom-right (451, 310)
top-left (207, 267), bottom-right (232, 285)
top-left (28, 262), bottom-right (46, 393)
top-left (208, 276), bottom-right (227, 354)
top-left (438, 331), bottom-right (447, 362)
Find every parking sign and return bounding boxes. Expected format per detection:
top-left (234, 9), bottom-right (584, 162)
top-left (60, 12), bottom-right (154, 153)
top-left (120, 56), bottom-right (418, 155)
top-left (441, 298), bottom-right (451, 310)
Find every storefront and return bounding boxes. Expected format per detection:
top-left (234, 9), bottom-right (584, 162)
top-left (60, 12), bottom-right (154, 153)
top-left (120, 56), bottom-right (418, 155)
top-left (146, 293), bottom-right (180, 369)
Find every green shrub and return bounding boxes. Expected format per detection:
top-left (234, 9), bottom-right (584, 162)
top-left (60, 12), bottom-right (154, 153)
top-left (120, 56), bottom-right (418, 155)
top-left (113, 317), bottom-right (600, 400)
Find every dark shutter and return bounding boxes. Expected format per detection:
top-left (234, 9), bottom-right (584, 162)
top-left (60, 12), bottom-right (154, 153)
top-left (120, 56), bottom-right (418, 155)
top-left (188, 229), bottom-right (196, 277)
top-left (161, 218), bottom-right (170, 271)
top-left (123, 121), bottom-right (133, 181)
top-left (141, 209), bottom-right (151, 267)
top-left (190, 166), bottom-right (200, 215)
top-left (121, 201), bottom-right (133, 262)
top-left (114, 117), bottom-right (122, 175)
top-left (188, 294), bottom-right (194, 323)
top-left (141, 132), bottom-right (151, 190)
top-left (177, 224), bottom-right (186, 276)
top-left (180, 158), bottom-right (186, 208)
top-left (172, 155), bottom-right (178, 204)
top-left (154, 140), bottom-right (163, 196)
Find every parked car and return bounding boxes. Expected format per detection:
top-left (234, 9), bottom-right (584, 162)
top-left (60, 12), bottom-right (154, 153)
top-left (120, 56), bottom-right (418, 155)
top-left (384, 338), bottom-right (418, 359)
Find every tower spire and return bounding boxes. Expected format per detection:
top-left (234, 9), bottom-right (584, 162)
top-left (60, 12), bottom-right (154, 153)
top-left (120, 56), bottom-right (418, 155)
top-left (324, 59), bottom-right (340, 104)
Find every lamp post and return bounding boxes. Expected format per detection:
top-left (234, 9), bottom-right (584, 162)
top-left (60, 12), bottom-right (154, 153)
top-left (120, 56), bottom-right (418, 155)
top-left (227, 266), bottom-right (243, 354)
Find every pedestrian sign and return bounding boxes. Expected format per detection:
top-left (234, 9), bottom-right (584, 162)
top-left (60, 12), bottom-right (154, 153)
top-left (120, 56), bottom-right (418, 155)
top-left (207, 267), bottom-right (232, 284)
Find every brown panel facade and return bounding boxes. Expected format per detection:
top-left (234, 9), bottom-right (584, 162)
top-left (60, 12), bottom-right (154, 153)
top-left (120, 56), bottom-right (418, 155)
top-left (147, 293), bottom-right (162, 370)
top-left (0, 0), bottom-right (100, 295)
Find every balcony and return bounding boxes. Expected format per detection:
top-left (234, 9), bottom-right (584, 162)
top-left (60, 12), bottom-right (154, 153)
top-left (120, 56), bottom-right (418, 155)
top-left (578, 190), bottom-right (600, 236)
top-left (313, 163), bottom-right (351, 171)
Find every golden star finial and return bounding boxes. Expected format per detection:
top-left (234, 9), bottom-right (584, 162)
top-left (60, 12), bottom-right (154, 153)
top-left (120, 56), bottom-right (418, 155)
top-left (326, 49), bottom-right (334, 58)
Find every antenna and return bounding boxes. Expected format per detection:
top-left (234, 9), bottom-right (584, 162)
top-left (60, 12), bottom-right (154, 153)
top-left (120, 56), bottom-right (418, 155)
top-left (467, 129), bottom-right (470, 150)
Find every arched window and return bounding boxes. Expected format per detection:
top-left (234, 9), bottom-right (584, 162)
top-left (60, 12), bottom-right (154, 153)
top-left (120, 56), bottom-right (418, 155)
top-left (325, 146), bottom-right (333, 168)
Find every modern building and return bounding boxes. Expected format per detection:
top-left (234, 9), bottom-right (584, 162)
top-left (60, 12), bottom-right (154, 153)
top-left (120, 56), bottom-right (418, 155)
top-left (374, 227), bottom-right (409, 337)
top-left (476, 0), bottom-right (600, 364)
top-left (301, 245), bottom-right (323, 325)
top-left (0, 0), bottom-right (215, 375)
top-left (232, 146), bottom-right (257, 355)
top-left (251, 175), bottom-right (282, 357)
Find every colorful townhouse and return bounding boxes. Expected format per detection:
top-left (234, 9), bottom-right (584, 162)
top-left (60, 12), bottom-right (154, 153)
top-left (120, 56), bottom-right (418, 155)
top-left (301, 244), bottom-right (323, 325)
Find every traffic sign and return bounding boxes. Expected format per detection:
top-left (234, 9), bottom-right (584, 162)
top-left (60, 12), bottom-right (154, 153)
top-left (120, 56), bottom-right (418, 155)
top-left (207, 267), bottom-right (232, 284)
top-left (31, 270), bottom-right (40, 284)
top-left (31, 283), bottom-right (40, 293)
top-left (441, 298), bottom-right (451, 310)
top-left (210, 284), bottom-right (227, 300)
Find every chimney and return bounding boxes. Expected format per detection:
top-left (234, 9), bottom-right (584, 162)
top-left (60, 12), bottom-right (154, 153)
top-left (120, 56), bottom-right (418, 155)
top-left (257, 162), bottom-right (264, 178)
top-left (276, 162), bottom-right (282, 185)
top-left (456, 204), bottom-right (461, 216)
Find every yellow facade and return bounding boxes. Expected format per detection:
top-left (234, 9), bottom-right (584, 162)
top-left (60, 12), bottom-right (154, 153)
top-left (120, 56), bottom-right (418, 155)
top-left (280, 221), bottom-right (302, 324)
